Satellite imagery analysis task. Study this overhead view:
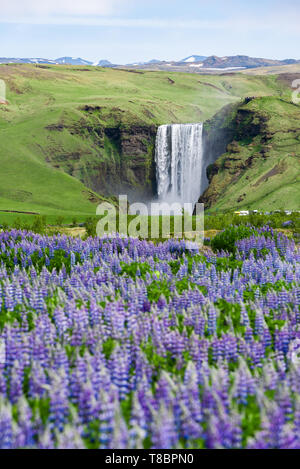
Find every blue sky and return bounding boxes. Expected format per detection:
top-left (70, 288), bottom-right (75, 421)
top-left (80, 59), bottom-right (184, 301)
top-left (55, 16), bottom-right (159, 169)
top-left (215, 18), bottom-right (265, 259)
top-left (1, 0), bottom-right (300, 63)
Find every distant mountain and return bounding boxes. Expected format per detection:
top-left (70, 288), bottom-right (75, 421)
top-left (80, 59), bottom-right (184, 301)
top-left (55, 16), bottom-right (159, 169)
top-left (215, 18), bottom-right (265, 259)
top-left (0, 58), bottom-right (57, 64)
top-left (198, 55), bottom-right (299, 69)
top-left (55, 57), bottom-right (93, 66)
top-left (122, 55), bottom-right (300, 73)
top-left (180, 55), bottom-right (207, 63)
top-left (96, 60), bottom-right (115, 67)
top-left (125, 59), bottom-right (162, 66)
top-left (0, 57), bottom-right (93, 66)
top-left (146, 59), bottom-right (161, 64)
top-left (0, 55), bottom-right (299, 72)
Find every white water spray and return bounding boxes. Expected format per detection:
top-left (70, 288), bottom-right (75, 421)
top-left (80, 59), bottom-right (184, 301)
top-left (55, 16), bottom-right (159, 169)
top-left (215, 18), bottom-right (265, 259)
top-left (155, 123), bottom-right (206, 212)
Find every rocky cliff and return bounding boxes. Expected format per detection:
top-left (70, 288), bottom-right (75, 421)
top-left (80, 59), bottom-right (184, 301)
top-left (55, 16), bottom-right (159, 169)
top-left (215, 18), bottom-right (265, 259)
top-left (45, 106), bottom-right (157, 202)
top-left (199, 96), bottom-right (300, 211)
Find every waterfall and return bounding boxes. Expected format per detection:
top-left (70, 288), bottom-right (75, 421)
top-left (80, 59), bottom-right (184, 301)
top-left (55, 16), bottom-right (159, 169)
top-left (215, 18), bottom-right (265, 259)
top-left (155, 123), bottom-right (205, 211)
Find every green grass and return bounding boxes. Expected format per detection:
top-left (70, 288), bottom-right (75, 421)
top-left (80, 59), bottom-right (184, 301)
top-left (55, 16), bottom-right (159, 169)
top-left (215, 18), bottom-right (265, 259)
top-left (1, 65), bottom-right (287, 125)
top-left (0, 64), bottom-right (293, 218)
top-left (241, 63), bottom-right (300, 75)
top-left (202, 96), bottom-right (300, 211)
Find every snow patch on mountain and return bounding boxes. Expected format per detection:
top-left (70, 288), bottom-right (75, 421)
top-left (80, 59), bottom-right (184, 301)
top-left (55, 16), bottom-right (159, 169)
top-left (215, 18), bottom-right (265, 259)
top-left (181, 55), bottom-right (207, 63)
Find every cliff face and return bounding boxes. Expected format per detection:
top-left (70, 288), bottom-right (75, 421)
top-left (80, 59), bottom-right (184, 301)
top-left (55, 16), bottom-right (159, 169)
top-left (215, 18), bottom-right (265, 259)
top-left (199, 96), bottom-right (300, 211)
top-left (202, 102), bottom-right (240, 176)
top-left (44, 107), bottom-right (157, 202)
top-left (41, 95), bottom-right (300, 212)
top-left (101, 124), bottom-right (157, 201)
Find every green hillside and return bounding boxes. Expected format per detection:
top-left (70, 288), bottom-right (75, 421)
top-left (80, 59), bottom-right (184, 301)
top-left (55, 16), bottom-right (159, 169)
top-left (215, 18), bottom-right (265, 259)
top-left (0, 64), bottom-right (294, 219)
top-left (201, 96), bottom-right (300, 211)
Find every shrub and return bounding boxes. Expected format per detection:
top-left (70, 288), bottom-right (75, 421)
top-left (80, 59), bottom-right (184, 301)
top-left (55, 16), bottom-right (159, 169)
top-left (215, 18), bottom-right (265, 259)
top-left (55, 216), bottom-right (65, 227)
top-left (13, 217), bottom-right (22, 230)
top-left (31, 215), bottom-right (47, 234)
top-left (84, 217), bottom-right (97, 238)
top-left (211, 225), bottom-right (256, 254)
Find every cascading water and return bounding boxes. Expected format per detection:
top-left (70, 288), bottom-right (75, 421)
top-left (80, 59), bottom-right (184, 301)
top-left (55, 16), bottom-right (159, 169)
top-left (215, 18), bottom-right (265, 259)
top-left (155, 123), bottom-right (206, 211)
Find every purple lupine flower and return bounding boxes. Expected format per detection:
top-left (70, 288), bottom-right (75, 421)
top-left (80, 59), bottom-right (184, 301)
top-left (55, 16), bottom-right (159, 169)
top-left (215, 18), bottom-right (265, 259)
top-left (56, 425), bottom-right (85, 449)
top-left (0, 401), bottom-right (13, 449)
top-left (48, 371), bottom-right (70, 433)
top-left (13, 397), bottom-right (35, 448)
top-left (99, 390), bottom-right (116, 449)
top-left (151, 405), bottom-right (178, 449)
top-left (9, 361), bottom-right (24, 404)
top-left (78, 382), bottom-right (97, 425)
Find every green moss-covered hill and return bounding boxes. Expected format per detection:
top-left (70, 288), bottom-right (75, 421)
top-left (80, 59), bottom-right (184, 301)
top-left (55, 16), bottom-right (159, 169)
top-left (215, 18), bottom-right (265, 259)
top-left (200, 96), bottom-right (300, 211)
top-left (0, 64), bottom-right (291, 219)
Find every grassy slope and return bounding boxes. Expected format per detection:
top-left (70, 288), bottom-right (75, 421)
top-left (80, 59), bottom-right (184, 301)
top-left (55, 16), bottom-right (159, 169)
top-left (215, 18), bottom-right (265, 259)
top-left (203, 96), bottom-right (300, 211)
top-left (0, 64), bottom-right (290, 220)
top-left (241, 63), bottom-right (300, 75)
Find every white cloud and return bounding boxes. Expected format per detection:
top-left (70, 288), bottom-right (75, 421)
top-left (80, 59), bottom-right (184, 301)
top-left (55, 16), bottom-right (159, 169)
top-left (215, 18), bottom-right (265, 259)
top-left (0, 0), bottom-right (299, 38)
top-left (1, 0), bottom-right (117, 17)
top-left (1, 15), bottom-right (299, 36)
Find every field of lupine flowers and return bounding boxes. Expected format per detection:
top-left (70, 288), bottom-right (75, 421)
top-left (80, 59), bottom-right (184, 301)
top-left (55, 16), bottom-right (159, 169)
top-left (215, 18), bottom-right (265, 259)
top-left (0, 226), bottom-right (299, 449)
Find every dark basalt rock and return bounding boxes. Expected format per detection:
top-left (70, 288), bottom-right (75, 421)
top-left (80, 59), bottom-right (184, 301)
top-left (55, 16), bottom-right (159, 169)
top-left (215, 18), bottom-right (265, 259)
top-left (45, 115), bottom-right (158, 202)
top-left (118, 125), bottom-right (157, 157)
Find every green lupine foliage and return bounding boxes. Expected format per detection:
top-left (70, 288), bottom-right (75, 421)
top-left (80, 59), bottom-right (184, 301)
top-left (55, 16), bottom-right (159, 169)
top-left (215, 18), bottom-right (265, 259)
top-left (102, 338), bottom-right (117, 360)
top-left (0, 247), bottom-right (82, 274)
top-left (147, 280), bottom-right (172, 303)
top-left (240, 396), bottom-right (262, 447)
top-left (120, 261), bottom-right (152, 280)
top-left (211, 225), bottom-right (257, 254)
